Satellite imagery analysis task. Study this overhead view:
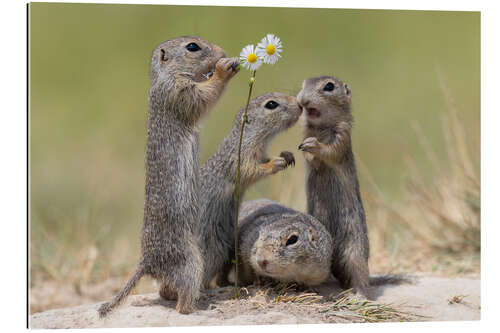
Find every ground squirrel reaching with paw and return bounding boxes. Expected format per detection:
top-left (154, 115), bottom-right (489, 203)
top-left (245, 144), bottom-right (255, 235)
top-left (297, 76), bottom-right (370, 297)
top-left (98, 36), bottom-right (239, 316)
top-left (199, 92), bottom-right (301, 288)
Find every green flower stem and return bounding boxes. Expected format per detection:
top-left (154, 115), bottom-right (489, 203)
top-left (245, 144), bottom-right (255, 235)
top-left (233, 69), bottom-right (256, 298)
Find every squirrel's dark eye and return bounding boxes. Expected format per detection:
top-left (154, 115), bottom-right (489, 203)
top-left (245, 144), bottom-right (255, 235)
top-left (265, 100), bottom-right (279, 109)
top-left (286, 235), bottom-right (298, 246)
top-left (186, 42), bottom-right (201, 52)
top-left (323, 82), bottom-right (335, 91)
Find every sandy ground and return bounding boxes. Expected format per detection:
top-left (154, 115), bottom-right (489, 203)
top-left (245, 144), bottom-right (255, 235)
top-left (29, 274), bottom-right (479, 328)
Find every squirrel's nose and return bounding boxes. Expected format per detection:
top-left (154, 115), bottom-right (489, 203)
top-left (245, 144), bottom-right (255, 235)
top-left (257, 259), bottom-right (268, 270)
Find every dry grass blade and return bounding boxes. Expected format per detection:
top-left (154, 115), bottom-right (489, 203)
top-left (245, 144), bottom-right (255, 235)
top-left (362, 69), bottom-right (480, 261)
top-left (267, 282), bottom-right (323, 305)
top-left (448, 294), bottom-right (468, 305)
top-left (321, 291), bottom-right (424, 322)
top-left (272, 281), bottom-right (299, 295)
top-left (275, 292), bottom-right (323, 305)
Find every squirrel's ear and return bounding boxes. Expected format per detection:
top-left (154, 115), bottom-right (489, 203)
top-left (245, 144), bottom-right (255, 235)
top-left (344, 83), bottom-right (351, 96)
top-left (308, 227), bottom-right (318, 242)
top-left (160, 49), bottom-right (169, 62)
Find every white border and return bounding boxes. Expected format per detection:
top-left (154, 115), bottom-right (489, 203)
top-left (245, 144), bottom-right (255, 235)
top-left (1, 0), bottom-right (498, 332)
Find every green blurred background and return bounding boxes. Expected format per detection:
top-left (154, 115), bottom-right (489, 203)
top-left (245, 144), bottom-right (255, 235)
top-left (29, 3), bottom-right (479, 282)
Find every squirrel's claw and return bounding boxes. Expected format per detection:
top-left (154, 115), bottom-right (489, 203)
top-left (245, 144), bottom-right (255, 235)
top-left (280, 151), bottom-right (295, 167)
top-left (269, 157), bottom-right (288, 173)
top-left (298, 137), bottom-right (319, 153)
top-left (231, 61), bottom-right (241, 72)
top-left (215, 57), bottom-right (240, 80)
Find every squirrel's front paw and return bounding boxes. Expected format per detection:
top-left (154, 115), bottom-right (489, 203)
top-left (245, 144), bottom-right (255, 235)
top-left (215, 57), bottom-right (240, 81)
top-left (298, 137), bottom-right (320, 154)
top-left (270, 156), bottom-right (289, 173)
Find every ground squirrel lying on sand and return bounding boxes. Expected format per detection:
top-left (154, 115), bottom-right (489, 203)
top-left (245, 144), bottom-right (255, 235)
top-left (98, 36), bottom-right (239, 316)
top-left (235, 199), bottom-right (410, 289)
top-left (199, 92), bottom-right (301, 288)
top-left (234, 199), bottom-right (333, 286)
top-left (297, 76), bottom-right (370, 297)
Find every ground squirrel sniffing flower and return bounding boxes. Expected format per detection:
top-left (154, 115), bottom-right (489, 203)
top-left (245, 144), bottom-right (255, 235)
top-left (98, 37), bottom-right (239, 316)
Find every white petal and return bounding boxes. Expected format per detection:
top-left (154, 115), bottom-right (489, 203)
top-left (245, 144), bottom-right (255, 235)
top-left (255, 47), bottom-right (267, 58)
top-left (255, 43), bottom-right (266, 53)
top-left (240, 44), bottom-right (255, 59)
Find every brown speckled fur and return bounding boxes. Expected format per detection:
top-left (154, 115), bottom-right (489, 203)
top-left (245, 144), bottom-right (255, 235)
top-left (297, 76), bottom-right (370, 297)
top-left (236, 199), bottom-right (333, 286)
top-left (98, 36), bottom-right (239, 316)
top-left (199, 92), bottom-right (302, 288)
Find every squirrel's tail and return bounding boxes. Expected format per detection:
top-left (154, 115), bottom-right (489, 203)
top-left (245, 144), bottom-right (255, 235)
top-left (369, 274), bottom-right (414, 286)
top-left (98, 263), bottom-right (146, 318)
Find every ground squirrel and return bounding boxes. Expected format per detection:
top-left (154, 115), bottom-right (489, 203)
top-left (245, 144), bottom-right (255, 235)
top-left (98, 36), bottom-right (239, 316)
top-left (236, 199), bottom-right (410, 290)
top-left (199, 92), bottom-right (301, 288)
top-left (234, 199), bottom-right (333, 286)
top-left (297, 76), bottom-right (370, 297)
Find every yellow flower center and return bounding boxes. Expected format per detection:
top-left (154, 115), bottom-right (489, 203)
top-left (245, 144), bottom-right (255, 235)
top-left (247, 53), bottom-right (257, 63)
top-left (266, 44), bottom-right (275, 55)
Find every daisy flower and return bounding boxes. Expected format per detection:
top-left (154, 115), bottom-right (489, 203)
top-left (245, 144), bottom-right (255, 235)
top-left (240, 44), bottom-right (262, 71)
top-left (256, 34), bottom-right (282, 64)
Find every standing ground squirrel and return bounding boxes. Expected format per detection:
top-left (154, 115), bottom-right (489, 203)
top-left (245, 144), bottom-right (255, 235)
top-left (98, 36), bottom-right (239, 316)
top-left (234, 199), bottom-right (333, 286)
top-left (297, 76), bottom-right (370, 297)
top-left (199, 92), bottom-right (301, 288)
